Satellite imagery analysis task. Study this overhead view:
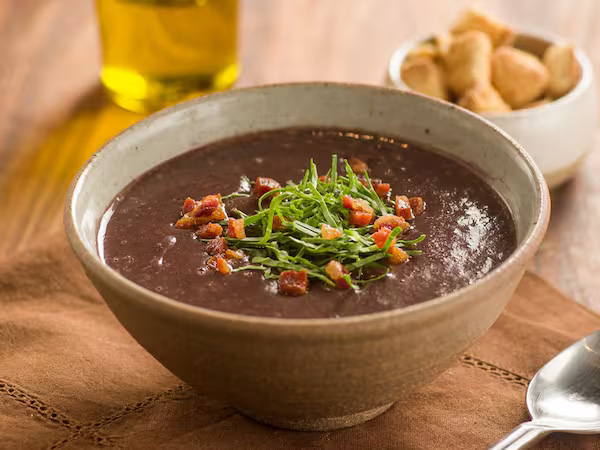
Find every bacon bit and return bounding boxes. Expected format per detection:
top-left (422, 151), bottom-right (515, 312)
top-left (255, 177), bottom-right (281, 197)
top-left (196, 223), bottom-right (223, 239)
top-left (183, 197), bottom-right (196, 213)
top-left (225, 249), bottom-right (244, 260)
top-left (321, 224), bottom-right (342, 240)
top-left (342, 195), bottom-right (355, 209)
top-left (358, 177), bottom-right (390, 198)
top-left (353, 198), bottom-right (374, 214)
top-left (395, 195), bottom-right (414, 220)
top-left (388, 247), bottom-right (409, 265)
top-left (176, 194), bottom-right (226, 228)
top-left (318, 175), bottom-right (328, 182)
top-left (325, 260), bottom-right (351, 289)
top-left (374, 183), bottom-right (391, 198)
top-left (349, 156), bottom-right (369, 173)
top-left (349, 211), bottom-right (374, 227)
top-left (342, 196), bottom-right (374, 215)
top-left (174, 217), bottom-right (195, 229)
top-left (372, 228), bottom-right (395, 249)
top-left (374, 215), bottom-right (410, 232)
top-left (205, 256), bottom-right (217, 269)
top-left (227, 218), bottom-right (246, 239)
top-left (216, 257), bottom-right (232, 274)
top-left (278, 270), bottom-right (309, 296)
top-left (272, 215), bottom-right (288, 231)
top-left (202, 205), bottom-right (226, 223)
top-left (193, 194), bottom-right (221, 217)
top-left (409, 197), bottom-right (425, 216)
top-left (205, 237), bottom-right (227, 256)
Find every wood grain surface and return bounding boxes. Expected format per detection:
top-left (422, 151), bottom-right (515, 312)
top-left (1, 0), bottom-right (599, 312)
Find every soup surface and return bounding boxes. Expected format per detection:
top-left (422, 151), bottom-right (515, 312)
top-left (101, 128), bottom-right (517, 318)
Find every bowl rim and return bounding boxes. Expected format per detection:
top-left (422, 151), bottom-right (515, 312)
top-left (65, 82), bottom-right (550, 330)
top-left (387, 30), bottom-right (594, 119)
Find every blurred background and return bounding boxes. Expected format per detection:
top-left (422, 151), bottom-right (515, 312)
top-left (0, 0), bottom-right (599, 307)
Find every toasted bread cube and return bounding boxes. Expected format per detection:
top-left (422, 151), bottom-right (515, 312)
top-left (401, 56), bottom-right (449, 101)
top-left (492, 46), bottom-right (549, 108)
top-left (458, 83), bottom-right (511, 113)
top-left (444, 31), bottom-right (493, 96)
top-left (406, 42), bottom-right (439, 62)
top-left (543, 44), bottom-right (581, 99)
top-left (450, 8), bottom-right (515, 47)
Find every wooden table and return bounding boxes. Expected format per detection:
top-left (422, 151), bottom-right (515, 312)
top-left (1, 0), bottom-right (599, 313)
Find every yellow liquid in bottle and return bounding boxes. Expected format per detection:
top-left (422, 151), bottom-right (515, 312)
top-left (96, 0), bottom-right (238, 113)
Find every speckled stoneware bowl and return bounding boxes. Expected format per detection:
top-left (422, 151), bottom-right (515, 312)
top-left (387, 32), bottom-right (597, 189)
top-left (65, 83), bottom-right (549, 431)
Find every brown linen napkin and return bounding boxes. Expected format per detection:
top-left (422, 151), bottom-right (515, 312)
top-left (0, 233), bottom-right (599, 450)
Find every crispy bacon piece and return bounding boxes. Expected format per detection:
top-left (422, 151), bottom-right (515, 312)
top-left (279, 270), bottom-right (309, 296)
top-left (349, 211), bottom-right (374, 227)
top-left (342, 196), bottom-right (374, 215)
top-left (372, 228), bottom-right (395, 249)
top-left (321, 224), bottom-right (342, 240)
top-left (352, 198), bottom-right (373, 214)
top-left (225, 249), bottom-right (244, 260)
top-left (388, 247), bottom-right (409, 265)
top-left (349, 156), bottom-right (369, 173)
top-left (374, 183), bottom-right (391, 198)
top-left (395, 195), bottom-right (415, 220)
top-left (273, 216), bottom-right (288, 231)
top-left (183, 197), bottom-right (196, 214)
top-left (342, 195), bottom-right (354, 209)
top-left (193, 194), bottom-right (221, 217)
top-left (358, 177), bottom-right (390, 198)
top-left (325, 260), bottom-right (351, 289)
top-left (205, 237), bottom-right (227, 256)
top-left (175, 194), bottom-right (226, 228)
top-left (216, 257), bottom-right (232, 274)
top-left (409, 197), bottom-right (425, 216)
top-left (227, 218), bottom-right (246, 239)
top-left (196, 223), bottom-right (223, 239)
top-left (374, 215), bottom-right (410, 232)
top-left (174, 217), bottom-right (195, 229)
top-left (255, 177), bottom-right (281, 197)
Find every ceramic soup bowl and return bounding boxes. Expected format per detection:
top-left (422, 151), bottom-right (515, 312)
top-left (65, 83), bottom-right (549, 431)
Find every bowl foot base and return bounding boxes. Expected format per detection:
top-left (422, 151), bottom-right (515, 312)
top-left (238, 402), bottom-right (394, 431)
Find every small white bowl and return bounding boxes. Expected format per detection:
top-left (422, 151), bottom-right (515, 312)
top-left (387, 32), bottom-right (597, 189)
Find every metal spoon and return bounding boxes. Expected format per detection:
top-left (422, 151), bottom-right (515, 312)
top-left (490, 331), bottom-right (600, 449)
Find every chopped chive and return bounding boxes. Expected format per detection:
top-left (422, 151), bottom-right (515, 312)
top-left (383, 226), bottom-right (406, 252)
top-left (221, 192), bottom-right (252, 200)
top-left (199, 155), bottom-right (425, 291)
top-left (344, 253), bottom-right (387, 271)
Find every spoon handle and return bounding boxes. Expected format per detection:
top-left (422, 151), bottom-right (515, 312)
top-left (489, 421), bottom-right (552, 450)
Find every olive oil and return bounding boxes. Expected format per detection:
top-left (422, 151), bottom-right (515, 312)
top-left (96, 0), bottom-right (237, 112)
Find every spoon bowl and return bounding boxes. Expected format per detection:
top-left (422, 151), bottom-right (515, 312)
top-left (491, 331), bottom-right (600, 449)
top-left (528, 331), bottom-right (600, 431)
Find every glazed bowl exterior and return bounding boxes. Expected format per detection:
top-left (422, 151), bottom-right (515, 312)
top-left (387, 32), bottom-right (597, 189)
top-left (65, 83), bottom-right (549, 431)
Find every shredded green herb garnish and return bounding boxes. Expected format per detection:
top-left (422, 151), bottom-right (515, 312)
top-left (221, 155), bottom-right (425, 289)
